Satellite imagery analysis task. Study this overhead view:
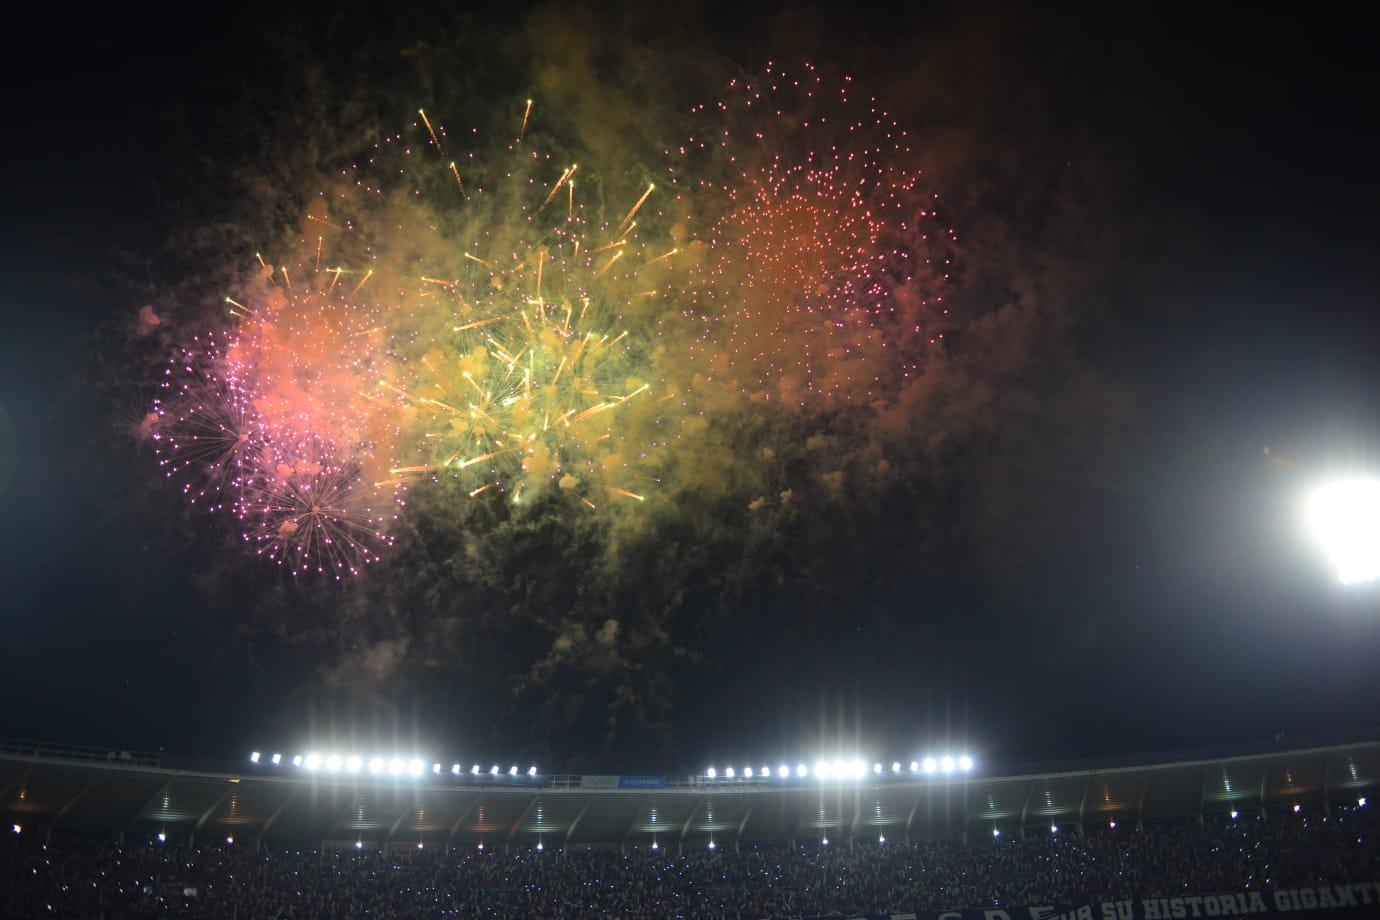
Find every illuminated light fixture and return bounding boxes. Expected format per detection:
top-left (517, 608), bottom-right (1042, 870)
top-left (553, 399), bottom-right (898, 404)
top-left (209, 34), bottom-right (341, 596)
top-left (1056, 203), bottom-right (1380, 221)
top-left (452, 764), bottom-right (462, 775)
top-left (892, 762), bottom-right (901, 774)
top-left (157, 832), bottom-right (166, 843)
top-left (490, 765), bottom-right (500, 776)
top-left (707, 840), bottom-right (716, 850)
top-left (355, 840), bottom-right (363, 849)
top-left (992, 828), bottom-right (1001, 837)
top-left (408, 759), bottom-right (425, 777)
top-left (821, 836), bottom-right (829, 846)
top-left (304, 753), bottom-right (322, 771)
top-left (848, 759), bottom-right (866, 779)
top-left (879, 834), bottom-right (886, 844)
top-left (477, 842), bottom-right (484, 850)
top-left (940, 756), bottom-right (956, 774)
top-left (508, 765), bottom-right (518, 776)
top-left (12, 824), bottom-right (20, 835)
top-left (249, 752), bottom-right (260, 764)
top-left (528, 766), bottom-right (538, 777)
top-left (433, 763), bottom-right (442, 775)
top-left (471, 765), bottom-right (481, 775)
top-left (346, 756), bottom-right (362, 773)
top-left (796, 764), bottom-right (808, 777)
top-left (1109, 819), bottom-right (1117, 829)
top-left (369, 758), bottom-right (385, 774)
top-left (873, 763), bottom-right (883, 775)
top-left (1359, 797), bottom-right (1368, 807)
top-left (922, 757), bottom-right (937, 774)
top-left (910, 761), bottom-right (920, 773)
top-left (1050, 825), bottom-right (1058, 834)
top-left (1293, 803), bottom-right (1301, 813)
top-left (706, 767), bottom-right (717, 779)
top-left (536, 841), bottom-right (544, 851)
top-left (815, 762), bottom-right (832, 780)
top-left (725, 767), bottom-right (735, 779)
top-left (389, 759), bottom-right (404, 776)
top-left (743, 767), bottom-right (753, 778)
top-left (959, 755), bottom-right (974, 771)
top-left (271, 753), bottom-right (281, 765)
top-left (417, 842), bottom-right (424, 849)
top-left (1231, 810), bottom-right (1239, 819)
top-left (292, 755), bottom-right (303, 767)
top-left (779, 765), bottom-right (790, 778)
top-left (226, 836), bottom-right (234, 844)
top-left (651, 840), bottom-right (659, 850)
top-left (1306, 478), bottom-right (1380, 584)
top-left (325, 755), bottom-right (342, 772)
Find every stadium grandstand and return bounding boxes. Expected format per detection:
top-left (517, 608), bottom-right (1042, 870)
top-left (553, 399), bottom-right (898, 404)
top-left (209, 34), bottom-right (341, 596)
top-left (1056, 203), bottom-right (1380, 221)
top-left (3, 736), bottom-right (1379, 917)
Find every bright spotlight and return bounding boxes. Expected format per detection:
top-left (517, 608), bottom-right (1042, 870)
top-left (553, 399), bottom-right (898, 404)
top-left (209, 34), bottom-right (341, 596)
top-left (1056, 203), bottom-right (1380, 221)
top-left (940, 755), bottom-right (956, 773)
top-left (536, 841), bottom-right (544, 851)
top-left (706, 767), bottom-right (717, 779)
top-left (725, 767), bottom-right (735, 778)
top-left (910, 761), bottom-right (919, 773)
top-left (1360, 797), bottom-right (1368, 807)
top-left (1293, 803), bottom-right (1301, 813)
top-left (157, 832), bottom-right (166, 842)
top-left (743, 767), bottom-right (753, 778)
top-left (1308, 478), bottom-right (1380, 584)
top-left (471, 765), bottom-right (481, 774)
top-left (821, 836), bottom-right (829, 846)
top-left (779, 765), bottom-right (790, 778)
top-left (249, 751), bottom-right (260, 764)
top-left (1109, 819), bottom-right (1117, 829)
top-left (490, 765), bottom-right (500, 776)
top-left (528, 766), bottom-right (538, 776)
top-left (707, 840), bottom-right (716, 850)
top-left (873, 763), bottom-right (883, 775)
top-left (1231, 810), bottom-right (1239, 819)
top-left (651, 841), bottom-right (659, 850)
top-left (959, 755), bottom-right (974, 771)
top-left (508, 765), bottom-right (518, 776)
top-left (304, 753), bottom-right (321, 771)
top-left (355, 840), bottom-right (363, 849)
top-left (796, 764), bottom-right (808, 777)
top-left (760, 766), bottom-right (769, 778)
top-left (992, 827), bottom-right (1001, 837)
top-left (1050, 824), bottom-right (1058, 834)
top-left (879, 834), bottom-right (886, 843)
top-left (408, 759), bottom-right (425, 776)
top-left (452, 764), bottom-right (461, 775)
top-left (848, 759), bottom-right (866, 779)
top-left (226, 836), bottom-right (234, 844)
top-left (892, 762), bottom-right (901, 774)
top-left (815, 761), bottom-right (832, 780)
top-left (433, 763), bottom-right (442, 774)
top-left (369, 758), bottom-right (384, 774)
top-left (291, 755), bottom-right (303, 767)
top-left (417, 842), bottom-right (424, 849)
top-left (388, 758), bottom-right (404, 776)
top-left (271, 753), bottom-right (281, 765)
top-left (922, 757), bottom-right (937, 774)
top-left (324, 754), bottom-right (342, 772)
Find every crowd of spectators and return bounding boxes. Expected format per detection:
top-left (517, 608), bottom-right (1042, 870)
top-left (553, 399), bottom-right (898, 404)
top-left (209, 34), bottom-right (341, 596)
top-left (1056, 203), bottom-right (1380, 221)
top-left (3, 805), bottom-right (1377, 918)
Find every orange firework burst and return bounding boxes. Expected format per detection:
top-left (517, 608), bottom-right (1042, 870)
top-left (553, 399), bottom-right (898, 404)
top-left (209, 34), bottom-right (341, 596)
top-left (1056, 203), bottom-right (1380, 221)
top-left (669, 61), bottom-right (956, 406)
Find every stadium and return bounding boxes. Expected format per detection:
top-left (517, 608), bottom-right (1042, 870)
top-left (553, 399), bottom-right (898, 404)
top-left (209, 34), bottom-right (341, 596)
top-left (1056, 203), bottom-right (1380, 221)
top-left (4, 735), bottom-right (1378, 917)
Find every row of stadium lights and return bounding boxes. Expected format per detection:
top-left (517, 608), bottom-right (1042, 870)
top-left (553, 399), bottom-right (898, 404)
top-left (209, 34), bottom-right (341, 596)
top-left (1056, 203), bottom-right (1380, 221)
top-left (705, 754), bottom-right (975, 780)
top-left (994, 799), bottom-right (1369, 838)
top-left (249, 752), bottom-right (538, 778)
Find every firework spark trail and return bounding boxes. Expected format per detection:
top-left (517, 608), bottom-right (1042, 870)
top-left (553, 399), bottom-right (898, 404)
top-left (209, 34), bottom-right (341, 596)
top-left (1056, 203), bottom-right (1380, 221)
top-left (668, 61), bottom-right (957, 407)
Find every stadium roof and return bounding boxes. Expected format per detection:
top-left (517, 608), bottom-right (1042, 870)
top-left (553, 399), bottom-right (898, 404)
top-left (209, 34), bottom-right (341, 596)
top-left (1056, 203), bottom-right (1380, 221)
top-left (4, 738), bottom-right (1377, 848)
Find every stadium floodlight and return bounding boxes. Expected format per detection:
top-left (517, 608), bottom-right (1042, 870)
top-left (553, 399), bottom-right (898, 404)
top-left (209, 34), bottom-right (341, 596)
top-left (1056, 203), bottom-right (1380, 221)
top-left (779, 765), bottom-right (790, 778)
top-left (471, 764), bottom-right (481, 774)
top-left (304, 753), bottom-right (322, 772)
top-left (922, 757), bottom-right (937, 774)
top-left (226, 836), bottom-right (234, 844)
top-left (389, 758), bottom-right (404, 776)
top-left (536, 841), bottom-right (544, 851)
top-left (1360, 797), bottom-right (1368, 807)
top-left (490, 765), bottom-right (500, 776)
top-left (452, 764), bottom-right (461, 775)
top-left (879, 834), bottom-right (886, 844)
top-left (959, 755), bottom-right (974, 771)
top-left (743, 767), bottom-right (753, 778)
top-left (433, 763), bottom-right (441, 775)
top-left (940, 756), bottom-right (956, 774)
top-left (10, 824), bottom-right (19, 835)
top-left (814, 761), bottom-right (831, 780)
top-left (707, 840), bottom-right (716, 850)
top-left (508, 765), bottom-right (518, 776)
top-left (1306, 478), bottom-right (1380, 584)
top-left (1109, 819), bottom-right (1117, 828)
top-left (1293, 803), bottom-right (1301, 813)
top-left (291, 755), bottom-right (303, 767)
top-left (910, 761), bottom-right (920, 773)
top-left (873, 763), bottom-right (883, 775)
top-left (346, 756), bottom-right (362, 773)
top-left (409, 759), bottom-right (425, 777)
top-left (250, 751), bottom-right (260, 764)
top-left (325, 755), bottom-right (342, 772)
top-left (892, 762), bottom-right (901, 774)
top-left (992, 827), bottom-right (1001, 837)
top-left (796, 764), bottom-right (808, 777)
top-left (369, 758), bottom-right (384, 774)
top-left (848, 759), bottom-right (866, 779)
top-left (821, 836), bottom-right (829, 846)
top-left (271, 753), bottom-right (282, 765)
top-left (1050, 825), bottom-right (1058, 834)
top-left (528, 766), bottom-right (538, 777)
top-left (706, 767), bottom-right (717, 779)
top-left (417, 842), bottom-right (424, 849)
top-left (725, 767), bottom-right (735, 778)
top-left (355, 840), bottom-right (363, 849)
top-left (477, 842), bottom-right (484, 850)
top-left (1231, 810), bottom-right (1239, 819)
top-left (651, 840), bottom-right (659, 850)
top-left (157, 832), bottom-right (166, 843)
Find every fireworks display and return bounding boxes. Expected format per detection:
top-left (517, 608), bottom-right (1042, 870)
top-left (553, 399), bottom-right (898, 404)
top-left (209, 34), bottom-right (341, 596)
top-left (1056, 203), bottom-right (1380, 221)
top-left (151, 68), bottom-right (958, 575)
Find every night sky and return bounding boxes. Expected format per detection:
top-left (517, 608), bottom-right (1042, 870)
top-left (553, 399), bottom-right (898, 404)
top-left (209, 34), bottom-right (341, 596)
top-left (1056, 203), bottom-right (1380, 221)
top-left (2, 2), bottom-right (1378, 776)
